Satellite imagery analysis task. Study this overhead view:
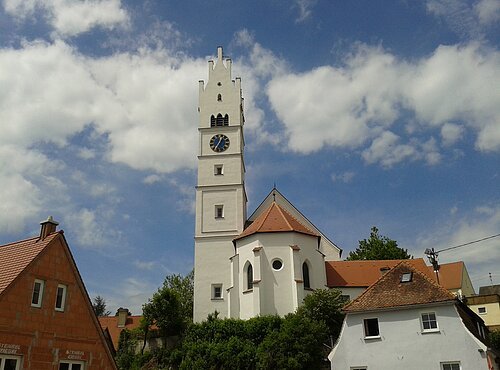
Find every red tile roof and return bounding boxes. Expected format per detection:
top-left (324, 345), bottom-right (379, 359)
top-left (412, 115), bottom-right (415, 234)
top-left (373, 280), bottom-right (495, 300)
top-left (344, 261), bottom-right (456, 312)
top-left (325, 258), bottom-right (436, 288)
top-left (98, 316), bottom-right (144, 350)
top-left (0, 232), bottom-right (60, 295)
top-left (429, 261), bottom-right (463, 290)
top-left (234, 202), bottom-right (319, 242)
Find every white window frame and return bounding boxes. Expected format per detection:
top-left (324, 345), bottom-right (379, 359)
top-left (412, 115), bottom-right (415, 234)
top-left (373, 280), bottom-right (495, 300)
top-left (58, 360), bottom-right (85, 370)
top-left (421, 312), bottom-right (439, 333)
top-left (363, 318), bottom-right (380, 339)
top-left (477, 306), bottom-right (486, 315)
top-left (31, 279), bottom-right (45, 308)
top-left (215, 205), bottom-right (224, 219)
top-left (211, 284), bottom-right (223, 300)
top-left (441, 362), bottom-right (461, 370)
top-left (0, 355), bottom-right (22, 370)
top-left (55, 284), bottom-right (67, 312)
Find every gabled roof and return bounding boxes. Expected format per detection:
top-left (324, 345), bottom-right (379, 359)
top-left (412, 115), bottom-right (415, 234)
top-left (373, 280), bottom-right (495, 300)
top-left (344, 261), bottom-right (456, 313)
top-left (325, 258), bottom-right (436, 288)
top-left (430, 261), bottom-right (463, 290)
top-left (234, 201), bottom-right (319, 242)
top-left (0, 232), bottom-right (60, 295)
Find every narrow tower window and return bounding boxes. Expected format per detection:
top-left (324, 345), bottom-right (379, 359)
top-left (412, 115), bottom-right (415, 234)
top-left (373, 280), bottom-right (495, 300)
top-left (247, 263), bottom-right (253, 290)
top-left (215, 205), bottom-right (224, 219)
top-left (214, 165), bottom-right (223, 176)
top-left (216, 113), bottom-right (224, 126)
top-left (224, 114), bottom-right (229, 126)
top-left (217, 94), bottom-right (222, 101)
top-left (210, 115), bottom-right (216, 127)
top-left (302, 262), bottom-right (310, 289)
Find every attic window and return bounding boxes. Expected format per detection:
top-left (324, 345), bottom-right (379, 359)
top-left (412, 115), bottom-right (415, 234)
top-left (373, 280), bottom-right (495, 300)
top-left (31, 279), bottom-right (45, 308)
top-left (400, 272), bottom-right (412, 283)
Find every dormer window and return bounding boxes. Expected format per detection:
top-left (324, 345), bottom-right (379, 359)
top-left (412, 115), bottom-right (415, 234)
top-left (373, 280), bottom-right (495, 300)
top-left (400, 272), bottom-right (412, 283)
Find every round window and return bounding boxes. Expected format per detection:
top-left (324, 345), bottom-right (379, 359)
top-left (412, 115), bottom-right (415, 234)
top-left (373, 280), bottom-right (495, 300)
top-left (272, 259), bottom-right (283, 271)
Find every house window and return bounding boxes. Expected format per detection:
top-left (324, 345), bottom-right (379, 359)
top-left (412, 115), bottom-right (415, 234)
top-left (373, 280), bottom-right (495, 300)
top-left (0, 355), bottom-right (22, 370)
top-left (215, 205), bottom-right (224, 219)
top-left (59, 360), bottom-right (85, 370)
top-left (246, 263), bottom-right (253, 290)
top-left (363, 318), bottom-right (380, 338)
top-left (478, 307), bottom-right (486, 314)
top-left (441, 362), bottom-right (460, 370)
top-left (421, 312), bottom-right (438, 332)
top-left (214, 165), bottom-right (223, 176)
top-left (31, 279), bottom-right (44, 307)
top-left (302, 262), bottom-right (310, 289)
top-left (212, 284), bottom-right (223, 300)
top-left (55, 284), bottom-right (67, 312)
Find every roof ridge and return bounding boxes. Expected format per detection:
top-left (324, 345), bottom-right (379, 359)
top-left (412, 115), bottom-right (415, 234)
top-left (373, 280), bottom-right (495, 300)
top-left (0, 235), bottom-right (39, 248)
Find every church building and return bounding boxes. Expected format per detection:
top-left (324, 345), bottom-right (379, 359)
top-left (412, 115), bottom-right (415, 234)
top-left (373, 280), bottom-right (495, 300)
top-left (193, 47), bottom-right (342, 322)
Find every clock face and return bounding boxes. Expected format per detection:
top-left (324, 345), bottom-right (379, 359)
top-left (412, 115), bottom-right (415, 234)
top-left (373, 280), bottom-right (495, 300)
top-left (210, 134), bottom-right (230, 152)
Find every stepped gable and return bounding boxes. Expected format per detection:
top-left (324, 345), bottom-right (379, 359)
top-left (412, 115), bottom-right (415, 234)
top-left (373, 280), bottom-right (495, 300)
top-left (0, 232), bottom-right (60, 294)
top-left (234, 201), bottom-right (319, 242)
top-left (344, 261), bottom-right (456, 313)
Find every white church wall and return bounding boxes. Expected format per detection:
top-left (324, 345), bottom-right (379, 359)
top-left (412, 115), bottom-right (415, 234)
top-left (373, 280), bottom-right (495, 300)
top-left (330, 303), bottom-right (488, 370)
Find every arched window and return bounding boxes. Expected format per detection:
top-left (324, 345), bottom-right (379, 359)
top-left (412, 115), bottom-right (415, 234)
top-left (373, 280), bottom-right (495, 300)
top-left (217, 94), bottom-right (222, 101)
top-left (302, 262), bottom-right (310, 289)
top-left (210, 115), bottom-right (216, 127)
top-left (216, 113), bottom-right (224, 126)
top-left (223, 114), bottom-right (229, 126)
top-left (247, 263), bottom-right (253, 290)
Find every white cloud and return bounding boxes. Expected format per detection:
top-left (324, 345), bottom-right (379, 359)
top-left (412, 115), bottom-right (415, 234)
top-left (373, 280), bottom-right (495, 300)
top-left (331, 171), bottom-right (355, 183)
top-left (3, 0), bottom-right (130, 38)
top-left (266, 42), bottom-right (500, 164)
top-left (143, 174), bottom-right (163, 185)
top-left (474, 0), bottom-right (500, 25)
top-left (134, 260), bottom-right (157, 271)
top-left (294, 0), bottom-right (316, 23)
top-left (440, 123), bottom-right (464, 146)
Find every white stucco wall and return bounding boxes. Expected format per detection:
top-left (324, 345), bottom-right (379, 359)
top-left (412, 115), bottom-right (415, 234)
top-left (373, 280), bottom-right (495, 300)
top-left (330, 303), bottom-right (489, 370)
top-left (234, 232), bottom-right (326, 319)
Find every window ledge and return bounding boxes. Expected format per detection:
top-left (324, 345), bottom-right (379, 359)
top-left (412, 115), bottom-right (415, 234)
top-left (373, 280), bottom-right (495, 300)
top-left (211, 298), bottom-right (224, 301)
top-left (215, 217), bottom-right (224, 220)
top-left (304, 287), bottom-right (314, 291)
top-left (364, 335), bottom-right (381, 340)
top-left (421, 329), bottom-right (440, 334)
top-left (243, 289), bottom-right (253, 294)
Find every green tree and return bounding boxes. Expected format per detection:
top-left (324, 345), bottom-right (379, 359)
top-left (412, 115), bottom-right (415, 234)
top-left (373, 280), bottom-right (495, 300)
top-left (490, 330), bottom-right (500, 352)
top-left (296, 289), bottom-right (345, 342)
top-left (163, 269), bottom-right (194, 325)
top-left (347, 226), bottom-right (411, 260)
top-left (142, 285), bottom-right (183, 338)
top-left (92, 295), bottom-right (111, 317)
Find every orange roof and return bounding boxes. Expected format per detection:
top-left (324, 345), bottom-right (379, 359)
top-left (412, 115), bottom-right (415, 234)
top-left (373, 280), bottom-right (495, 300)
top-left (428, 261), bottom-right (463, 290)
top-left (0, 232), bottom-right (60, 295)
top-left (98, 315), bottom-right (144, 350)
top-left (234, 202), bottom-right (319, 242)
top-left (325, 258), bottom-right (436, 288)
top-left (344, 261), bottom-right (456, 312)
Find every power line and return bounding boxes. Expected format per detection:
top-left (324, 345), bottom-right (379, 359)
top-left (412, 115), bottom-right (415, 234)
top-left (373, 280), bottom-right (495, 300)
top-left (436, 233), bottom-right (500, 253)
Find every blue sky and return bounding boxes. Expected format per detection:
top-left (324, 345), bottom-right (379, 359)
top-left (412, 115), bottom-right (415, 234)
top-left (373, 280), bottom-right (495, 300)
top-left (0, 0), bottom-right (499, 314)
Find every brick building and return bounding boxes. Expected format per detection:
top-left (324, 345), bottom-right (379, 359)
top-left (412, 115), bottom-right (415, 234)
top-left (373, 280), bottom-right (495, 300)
top-left (0, 217), bottom-right (116, 370)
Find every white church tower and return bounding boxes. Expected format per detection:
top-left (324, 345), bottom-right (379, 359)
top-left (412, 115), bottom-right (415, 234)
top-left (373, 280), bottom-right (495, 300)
top-left (194, 47), bottom-right (247, 321)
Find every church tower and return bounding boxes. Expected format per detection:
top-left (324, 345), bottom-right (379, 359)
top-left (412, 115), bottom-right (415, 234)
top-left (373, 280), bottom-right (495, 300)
top-left (194, 47), bottom-right (247, 321)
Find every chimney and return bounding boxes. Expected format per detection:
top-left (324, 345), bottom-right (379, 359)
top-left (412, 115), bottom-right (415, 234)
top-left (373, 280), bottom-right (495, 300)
top-left (40, 216), bottom-right (59, 240)
top-left (117, 307), bottom-right (128, 328)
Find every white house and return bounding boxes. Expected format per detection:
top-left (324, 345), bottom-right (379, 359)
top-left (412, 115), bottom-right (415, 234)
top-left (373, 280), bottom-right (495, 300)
top-left (329, 261), bottom-right (499, 370)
